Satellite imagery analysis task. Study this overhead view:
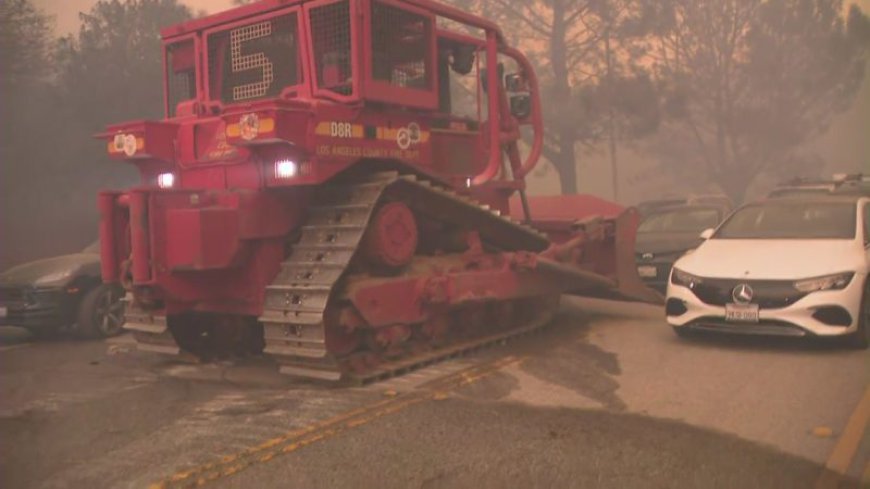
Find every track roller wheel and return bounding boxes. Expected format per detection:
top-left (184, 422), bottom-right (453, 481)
top-left (365, 324), bottom-right (413, 352)
top-left (325, 326), bottom-right (362, 356)
top-left (362, 201), bottom-right (418, 270)
top-left (418, 313), bottom-right (451, 344)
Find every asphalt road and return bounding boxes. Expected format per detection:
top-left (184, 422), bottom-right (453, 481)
top-left (0, 298), bottom-right (867, 489)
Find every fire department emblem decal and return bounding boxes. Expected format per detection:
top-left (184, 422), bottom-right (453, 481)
top-left (396, 122), bottom-right (422, 150)
top-left (239, 113), bottom-right (260, 141)
top-left (122, 134), bottom-right (137, 157)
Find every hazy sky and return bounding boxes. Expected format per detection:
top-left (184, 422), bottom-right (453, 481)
top-left (34, 0), bottom-right (236, 34)
top-left (35, 0), bottom-right (870, 35)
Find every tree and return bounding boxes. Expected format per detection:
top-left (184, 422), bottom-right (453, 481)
top-left (0, 0), bottom-right (193, 269)
top-left (447, 0), bottom-right (660, 195)
top-left (0, 0), bottom-right (55, 268)
top-left (0, 0), bottom-right (53, 90)
top-left (647, 0), bottom-right (870, 202)
top-left (55, 0), bottom-right (194, 126)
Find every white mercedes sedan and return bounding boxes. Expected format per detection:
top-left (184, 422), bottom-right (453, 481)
top-left (666, 195), bottom-right (869, 348)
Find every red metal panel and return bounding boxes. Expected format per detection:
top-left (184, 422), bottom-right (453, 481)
top-left (164, 207), bottom-right (241, 270)
top-left (225, 163), bottom-right (262, 189)
top-left (182, 166), bottom-right (227, 189)
top-left (97, 192), bottom-right (120, 283)
top-left (128, 191), bottom-right (152, 283)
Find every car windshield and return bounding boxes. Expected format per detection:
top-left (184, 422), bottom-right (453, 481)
top-left (638, 208), bottom-right (721, 233)
top-left (715, 201), bottom-right (856, 239)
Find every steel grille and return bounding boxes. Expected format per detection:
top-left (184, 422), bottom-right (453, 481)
top-left (690, 279), bottom-right (808, 309)
top-left (309, 1), bottom-right (353, 95)
top-left (207, 14), bottom-right (299, 103)
top-left (166, 40), bottom-right (196, 116)
top-left (371, 1), bottom-right (431, 89)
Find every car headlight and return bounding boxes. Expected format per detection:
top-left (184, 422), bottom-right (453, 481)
top-left (671, 267), bottom-right (704, 288)
top-left (793, 272), bottom-right (854, 293)
top-left (34, 269), bottom-right (74, 286)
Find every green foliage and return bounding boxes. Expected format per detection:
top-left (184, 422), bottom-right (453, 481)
top-left (0, 0), bottom-right (192, 269)
top-left (0, 0), bottom-right (53, 89)
top-left (55, 0), bottom-right (193, 126)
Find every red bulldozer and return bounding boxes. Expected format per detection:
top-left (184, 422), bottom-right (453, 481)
top-left (97, 0), bottom-right (660, 382)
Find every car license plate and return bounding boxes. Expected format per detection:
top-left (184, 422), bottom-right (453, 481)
top-left (725, 303), bottom-right (759, 323)
top-left (0, 306), bottom-right (6, 318)
top-left (637, 265), bottom-right (657, 278)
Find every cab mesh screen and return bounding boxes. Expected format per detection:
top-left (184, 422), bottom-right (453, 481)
top-left (207, 14), bottom-right (299, 103)
top-left (166, 40), bottom-right (196, 116)
top-left (309, 1), bottom-right (353, 96)
top-left (371, 1), bottom-right (431, 90)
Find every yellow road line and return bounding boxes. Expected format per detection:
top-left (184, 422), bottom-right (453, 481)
top-left (152, 355), bottom-right (523, 489)
top-left (815, 385), bottom-right (870, 489)
top-left (0, 343), bottom-right (31, 352)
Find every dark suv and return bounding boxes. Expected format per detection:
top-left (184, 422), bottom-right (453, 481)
top-left (0, 242), bottom-right (124, 338)
top-left (634, 204), bottom-right (730, 293)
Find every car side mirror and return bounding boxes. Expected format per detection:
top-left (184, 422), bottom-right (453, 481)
top-left (699, 228), bottom-right (714, 240)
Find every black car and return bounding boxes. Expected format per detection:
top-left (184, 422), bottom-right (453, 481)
top-left (0, 242), bottom-right (125, 338)
top-left (634, 204), bottom-right (728, 293)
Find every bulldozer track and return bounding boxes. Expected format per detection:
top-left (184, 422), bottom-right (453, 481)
top-left (122, 295), bottom-right (179, 355)
top-left (260, 170), bottom-right (554, 382)
top-left (124, 170), bottom-right (559, 382)
top-left (340, 305), bottom-right (554, 384)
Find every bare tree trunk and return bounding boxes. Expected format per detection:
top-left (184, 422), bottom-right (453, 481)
top-left (605, 27), bottom-right (619, 201)
top-left (556, 130), bottom-right (578, 194)
top-left (549, 0), bottom-right (578, 194)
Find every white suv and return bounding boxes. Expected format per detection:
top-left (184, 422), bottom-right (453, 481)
top-left (666, 195), bottom-right (870, 348)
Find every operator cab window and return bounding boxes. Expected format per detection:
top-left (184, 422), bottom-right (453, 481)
top-left (371, 2), bottom-right (431, 90)
top-left (166, 40), bottom-right (196, 117)
top-left (207, 14), bottom-right (301, 104)
top-left (437, 40), bottom-right (479, 120)
top-left (309, 1), bottom-right (353, 96)
top-left (364, 0), bottom-right (436, 108)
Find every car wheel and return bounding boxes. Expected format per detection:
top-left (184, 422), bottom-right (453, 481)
top-left (76, 284), bottom-right (126, 339)
top-left (846, 280), bottom-right (869, 349)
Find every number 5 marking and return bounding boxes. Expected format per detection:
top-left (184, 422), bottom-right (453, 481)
top-left (230, 21), bottom-right (274, 101)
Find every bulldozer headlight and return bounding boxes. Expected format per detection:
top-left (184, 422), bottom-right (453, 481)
top-left (275, 159), bottom-right (298, 179)
top-left (157, 172), bottom-right (175, 188)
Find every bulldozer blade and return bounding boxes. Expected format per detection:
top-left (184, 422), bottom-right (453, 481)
top-left (612, 208), bottom-right (666, 305)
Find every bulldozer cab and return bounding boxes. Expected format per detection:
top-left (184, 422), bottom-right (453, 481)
top-left (158, 0), bottom-right (543, 187)
top-left (161, 0), bottom-right (536, 125)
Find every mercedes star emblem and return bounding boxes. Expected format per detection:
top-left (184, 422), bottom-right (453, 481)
top-left (732, 284), bottom-right (754, 304)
